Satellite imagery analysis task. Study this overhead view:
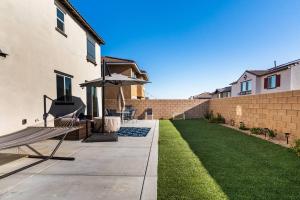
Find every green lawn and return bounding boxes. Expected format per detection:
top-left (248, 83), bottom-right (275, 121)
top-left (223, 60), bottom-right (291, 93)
top-left (158, 119), bottom-right (300, 200)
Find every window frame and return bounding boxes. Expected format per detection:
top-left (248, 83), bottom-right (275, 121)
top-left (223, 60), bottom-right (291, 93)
top-left (267, 75), bottom-right (276, 89)
top-left (55, 6), bottom-right (68, 38)
top-left (87, 36), bottom-right (96, 64)
top-left (240, 80), bottom-right (252, 95)
top-left (56, 74), bottom-right (72, 103)
top-left (241, 80), bottom-right (251, 92)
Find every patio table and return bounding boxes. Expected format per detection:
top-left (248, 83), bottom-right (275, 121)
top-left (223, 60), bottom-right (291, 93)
top-left (93, 116), bottom-right (121, 133)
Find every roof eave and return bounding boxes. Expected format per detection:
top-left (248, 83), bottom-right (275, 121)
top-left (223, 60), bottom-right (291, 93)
top-left (59, 0), bottom-right (105, 45)
top-left (105, 60), bottom-right (150, 81)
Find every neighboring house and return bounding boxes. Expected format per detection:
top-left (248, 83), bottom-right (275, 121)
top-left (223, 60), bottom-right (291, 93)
top-left (230, 59), bottom-right (300, 97)
top-left (102, 56), bottom-right (149, 100)
top-left (189, 92), bottom-right (212, 99)
top-left (211, 87), bottom-right (232, 99)
top-left (0, 0), bottom-right (104, 135)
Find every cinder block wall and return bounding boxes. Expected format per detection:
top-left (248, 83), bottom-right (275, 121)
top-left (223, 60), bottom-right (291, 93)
top-left (209, 90), bottom-right (300, 139)
top-left (105, 99), bottom-right (209, 120)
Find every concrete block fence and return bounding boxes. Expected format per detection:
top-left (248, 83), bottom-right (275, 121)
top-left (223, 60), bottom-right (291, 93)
top-left (106, 90), bottom-right (300, 139)
top-left (209, 90), bottom-right (300, 139)
top-left (105, 99), bottom-right (209, 120)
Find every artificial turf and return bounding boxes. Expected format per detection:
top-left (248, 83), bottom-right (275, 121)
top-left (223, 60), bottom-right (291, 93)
top-left (158, 119), bottom-right (300, 200)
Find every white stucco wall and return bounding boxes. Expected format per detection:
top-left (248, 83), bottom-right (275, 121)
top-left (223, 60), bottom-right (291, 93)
top-left (231, 72), bottom-right (258, 97)
top-left (291, 64), bottom-right (300, 90)
top-left (258, 68), bottom-right (291, 94)
top-left (0, 0), bottom-right (102, 135)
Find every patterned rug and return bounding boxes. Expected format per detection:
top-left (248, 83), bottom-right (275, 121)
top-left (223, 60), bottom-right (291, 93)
top-left (117, 127), bottom-right (151, 137)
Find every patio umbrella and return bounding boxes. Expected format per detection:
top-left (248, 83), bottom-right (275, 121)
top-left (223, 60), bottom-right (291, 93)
top-left (80, 73), bottom-right (149, 87)
top-left (79, 61), bottom-right (149, 133)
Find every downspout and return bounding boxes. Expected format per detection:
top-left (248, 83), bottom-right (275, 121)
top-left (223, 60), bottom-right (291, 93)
top-left (101, 60), bottom-right (106, 133)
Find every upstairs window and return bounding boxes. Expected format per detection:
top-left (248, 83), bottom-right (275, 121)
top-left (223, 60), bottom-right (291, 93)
top-left (241, 80), bottom-right (252, 93)
top-left (56, 74), bottom-right (72, 102)
top-left (264, 74), bottom-right (281, 89)
top-left (56, 8), bottom-right (65, 32)
top-left (87, 37), bottom-right (96, 63)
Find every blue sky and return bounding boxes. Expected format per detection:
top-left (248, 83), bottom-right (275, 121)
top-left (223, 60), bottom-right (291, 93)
top-left (70, 0), bottom-right (300, 99)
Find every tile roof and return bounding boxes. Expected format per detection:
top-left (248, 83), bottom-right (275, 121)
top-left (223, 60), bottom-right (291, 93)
top-left (247, 70), bottom-right (269, 76)
top-left (102, 56), bottom-right (135, 64)
top-left (213, 86), bottom-right (232, 94)
top-left (190, 92), bottom-right (212, 99)
top-left (102, 56), bottom-right (149, 81)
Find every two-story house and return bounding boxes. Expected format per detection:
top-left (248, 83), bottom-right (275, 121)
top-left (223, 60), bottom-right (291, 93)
top-left (102, 56), bottom-right (149, 100)
top-left (189, 92), bottom-right (212, 100)
top-left (231, 59), bottom-right (300, 97)
top-left (211, 86), bottom-right (232, 99)
top-left (0, 0), bottom-right (104, 135)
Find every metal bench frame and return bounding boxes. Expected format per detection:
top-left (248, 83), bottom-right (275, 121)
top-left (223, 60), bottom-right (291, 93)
top-left (0, 132), bottom-right (75, 180)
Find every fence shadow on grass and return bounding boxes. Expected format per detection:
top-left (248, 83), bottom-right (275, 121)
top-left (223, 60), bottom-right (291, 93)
top-left (171, 119), bottom-right (300, 200)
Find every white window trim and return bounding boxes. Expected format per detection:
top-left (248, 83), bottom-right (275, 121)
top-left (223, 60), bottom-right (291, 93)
top-left (267, 75), bottom-right (276, 89)
top-left (56, 74), bottom-right (72, 100)
top-left (56, 7), bottom-right (66, 32)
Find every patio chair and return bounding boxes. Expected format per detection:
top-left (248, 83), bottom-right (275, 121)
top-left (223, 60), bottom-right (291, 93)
top-left (124, 108), bottom-right (137, 121)
top-left (105, 109), bottom-right (120, 117)
top-left (145, 108), bottom-right (154, 120)
top-left (0, 108), bottom-right (81, 180)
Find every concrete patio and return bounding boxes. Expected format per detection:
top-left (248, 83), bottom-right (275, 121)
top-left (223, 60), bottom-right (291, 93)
top-left (0, 120), bottom-right (158, 200)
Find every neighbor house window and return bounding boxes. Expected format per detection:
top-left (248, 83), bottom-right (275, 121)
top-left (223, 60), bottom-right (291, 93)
top-left (240, 80), bottom-right (252, 93)
top-left (56, 74), bottom-right (72, 102)
top-left (56, 7), bottom-right (65, 32)
top-left (264, 74), bottom-right (281, 89)
top-left (87, 37), bottom-right (96, 63)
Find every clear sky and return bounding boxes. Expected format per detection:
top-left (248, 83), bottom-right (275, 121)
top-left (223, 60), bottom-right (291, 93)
top-left (70, 0), bottom-right (300, 99)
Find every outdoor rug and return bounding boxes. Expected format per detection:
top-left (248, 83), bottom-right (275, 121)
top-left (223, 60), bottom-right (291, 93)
top-left (117, 127), bottom-right (151, 137)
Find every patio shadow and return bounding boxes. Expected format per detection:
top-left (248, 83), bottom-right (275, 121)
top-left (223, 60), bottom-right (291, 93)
top-left (0, 153), bottom-right (25, 166)
top-left (171, 119), bottom-right (300, 200)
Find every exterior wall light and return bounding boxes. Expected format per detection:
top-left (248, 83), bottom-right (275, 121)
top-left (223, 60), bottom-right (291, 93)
top-left (0, 49), bottom-right (8, 58)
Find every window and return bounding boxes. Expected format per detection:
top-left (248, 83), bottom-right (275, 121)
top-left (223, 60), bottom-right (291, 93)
top-left (264, 75), bottom-right (280, 89)
top-left (56, 74), bottom-right (72, 102)
top-left (87, 37), bottom-right (96, 62)
top-left (241, 80), bottom-right (252, 93)
top-left (56, 8), bottom-right (65, 32)
top-left (269, 75), bottom-right (276, 89)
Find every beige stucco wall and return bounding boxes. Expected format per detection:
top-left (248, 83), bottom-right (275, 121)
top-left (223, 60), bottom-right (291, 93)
top-left (0, 0), bottom-right (102, 135)
top-left (291, 64), bottom-right (300, 90)
top-left (137, 85), bottom-right (145, 99)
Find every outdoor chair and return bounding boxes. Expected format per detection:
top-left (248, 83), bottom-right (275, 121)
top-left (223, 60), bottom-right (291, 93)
top-left (145, 108), bottom-right (154, 120)
top-left (124, 108), bottom-right (137, 121)
top-left (105, 109), bottom-right (121, 117)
